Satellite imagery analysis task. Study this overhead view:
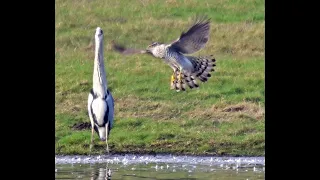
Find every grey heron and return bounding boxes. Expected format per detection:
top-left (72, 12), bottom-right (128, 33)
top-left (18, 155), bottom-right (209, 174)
top-left (88, 27), bottom-right (114, 153)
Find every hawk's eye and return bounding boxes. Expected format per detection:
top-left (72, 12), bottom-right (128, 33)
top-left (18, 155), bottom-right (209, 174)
top-left (148, 42), bottom-right (158, 48)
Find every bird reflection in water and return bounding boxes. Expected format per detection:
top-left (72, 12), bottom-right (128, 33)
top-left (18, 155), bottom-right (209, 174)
top-left (90, 163), bottom-right (112, 180)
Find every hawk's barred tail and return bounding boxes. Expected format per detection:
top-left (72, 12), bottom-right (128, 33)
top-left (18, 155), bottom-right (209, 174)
top-left (171, 55), bottom-right (215, 91)
top-left (188, 55), bottom-right (216, 82)
top-left (172, 73), bottom-right (199, 91)
top-left (183, 74), bottom-right (199, 89)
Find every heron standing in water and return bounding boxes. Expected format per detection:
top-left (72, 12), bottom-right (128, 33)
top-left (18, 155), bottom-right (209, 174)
top-left (88, 27), bottom-right (114, 153)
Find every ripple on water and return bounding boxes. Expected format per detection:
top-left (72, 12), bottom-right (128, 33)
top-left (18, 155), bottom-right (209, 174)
top-left (55, 154), bottom-right (264, 173)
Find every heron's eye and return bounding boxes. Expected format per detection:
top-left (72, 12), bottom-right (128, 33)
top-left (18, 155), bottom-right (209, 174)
top-left (100, 30), bottom-right (103, 34)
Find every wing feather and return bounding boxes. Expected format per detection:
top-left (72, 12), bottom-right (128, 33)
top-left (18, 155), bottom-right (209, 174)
top-left (106, 90), bottom-right (114, 129)
top-left (170, 15), bottom-right (210, 54)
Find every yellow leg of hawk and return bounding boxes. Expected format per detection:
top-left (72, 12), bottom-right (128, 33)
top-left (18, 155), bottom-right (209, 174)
top-left (171, 74), bottom-right (175, 83)
top-left (170, 70), bottom-right (176, 89)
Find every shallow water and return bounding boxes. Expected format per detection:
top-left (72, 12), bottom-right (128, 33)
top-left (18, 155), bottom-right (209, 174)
top-left (55, 154), bottom-right (265, 180)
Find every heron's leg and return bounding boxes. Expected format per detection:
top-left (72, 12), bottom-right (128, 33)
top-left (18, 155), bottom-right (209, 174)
top-left (90, 125), bottom-right (94, 152)
top-left (105, 121), bottom-right (109, 154)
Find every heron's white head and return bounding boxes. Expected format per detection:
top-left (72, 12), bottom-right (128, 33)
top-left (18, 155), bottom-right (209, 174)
top-left (94, 27), bottom-right (104, 61)
top-left (95, 27), bottom-right (104, 42)
top-left (94, 125), bottom-right (107, 141)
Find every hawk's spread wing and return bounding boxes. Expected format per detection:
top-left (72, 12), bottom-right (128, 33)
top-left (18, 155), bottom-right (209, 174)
top-left (170, 15), bottom-right (210, 54)
top-left (111, 40), bottom-right (146, 55)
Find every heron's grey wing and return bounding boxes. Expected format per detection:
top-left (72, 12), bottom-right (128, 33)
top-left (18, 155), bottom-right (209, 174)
top-left (170, 15), bottom-right (210, 54)
top-left (106, 90), bottom-right (114, 129)
top-left (111, 40), bottom-right (146, 55)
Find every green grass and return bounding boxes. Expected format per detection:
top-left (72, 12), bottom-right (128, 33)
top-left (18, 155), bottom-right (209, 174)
top-left (55, 0), bottom-right (265, 156)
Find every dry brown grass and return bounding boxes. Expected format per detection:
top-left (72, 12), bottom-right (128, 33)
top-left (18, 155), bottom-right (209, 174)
top-left (184, 102), bottom-right (264, 122)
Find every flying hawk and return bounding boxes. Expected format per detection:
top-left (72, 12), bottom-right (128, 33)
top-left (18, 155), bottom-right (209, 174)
top-left (112, 15), bottom-right (216, 91)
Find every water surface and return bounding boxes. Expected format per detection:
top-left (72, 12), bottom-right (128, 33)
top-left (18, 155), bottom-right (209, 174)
top-left (55, 154), bottom-right (265, 180)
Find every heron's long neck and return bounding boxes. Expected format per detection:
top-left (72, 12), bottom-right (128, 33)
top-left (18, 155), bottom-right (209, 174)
top-left (93, 38), bottom-right (108, 97)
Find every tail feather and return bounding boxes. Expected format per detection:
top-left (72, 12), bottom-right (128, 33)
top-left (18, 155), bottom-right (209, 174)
top-left (188, 55), bottom-right (216, 82)
top-left (170, 55), bottom-right (215, 91)
top-left (183, 75), bottom-right (199, 89)
top-left (176, 81), bottom-right (186, 91)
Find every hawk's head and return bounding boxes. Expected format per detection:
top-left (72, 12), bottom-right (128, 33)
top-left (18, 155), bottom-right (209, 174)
top-left (146, 42), bottom-right (166, 58)
top-left (146, 42), bottom-right (160, 51)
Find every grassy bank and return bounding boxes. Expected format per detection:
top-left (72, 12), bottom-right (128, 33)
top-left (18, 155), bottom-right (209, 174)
top-left (55, 0), bottom-right (265, 156)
